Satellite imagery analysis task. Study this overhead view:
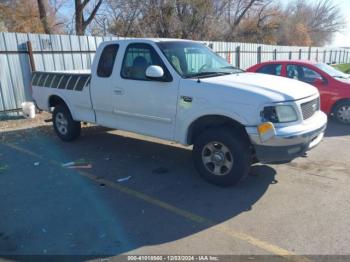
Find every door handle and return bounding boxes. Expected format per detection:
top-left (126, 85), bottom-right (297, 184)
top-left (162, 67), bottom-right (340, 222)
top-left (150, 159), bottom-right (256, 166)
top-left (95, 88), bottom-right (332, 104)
top-left (114, 88), bottom-right (124, 95)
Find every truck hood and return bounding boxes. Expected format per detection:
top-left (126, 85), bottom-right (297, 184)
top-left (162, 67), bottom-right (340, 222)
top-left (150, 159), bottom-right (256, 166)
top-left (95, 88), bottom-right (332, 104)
top-left (201, 72), bottom-right (318, 102)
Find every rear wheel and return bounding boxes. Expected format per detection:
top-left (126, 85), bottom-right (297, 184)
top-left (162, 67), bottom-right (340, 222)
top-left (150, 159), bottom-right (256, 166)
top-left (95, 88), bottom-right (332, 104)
top-left (333, 101), bottom-right (350, 125)
top-left (193, 128), bottom-right (251, 186)
top-left (53, 105), bottom-right (81, 141)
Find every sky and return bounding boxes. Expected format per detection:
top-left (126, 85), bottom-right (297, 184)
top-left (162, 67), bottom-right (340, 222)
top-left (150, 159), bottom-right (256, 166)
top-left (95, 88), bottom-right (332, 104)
top-left (329, 0), bottom-right (350, 47)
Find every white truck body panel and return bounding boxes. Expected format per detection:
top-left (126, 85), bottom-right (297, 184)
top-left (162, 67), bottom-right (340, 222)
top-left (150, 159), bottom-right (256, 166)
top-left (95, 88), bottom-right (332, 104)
top-left (32, 38), bottom-right (327, 164)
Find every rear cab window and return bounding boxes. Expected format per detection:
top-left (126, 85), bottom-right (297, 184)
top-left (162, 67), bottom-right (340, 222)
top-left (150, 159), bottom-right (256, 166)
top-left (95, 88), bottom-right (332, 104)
top-left (257, 64), bottom-right (282, 76)
top-left (97, 44), bottom-right (119, 78)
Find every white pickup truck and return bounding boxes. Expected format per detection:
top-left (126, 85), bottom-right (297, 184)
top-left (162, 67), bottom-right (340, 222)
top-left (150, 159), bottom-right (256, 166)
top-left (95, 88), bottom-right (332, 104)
top-left (32, 39), bottom-right (327, 186)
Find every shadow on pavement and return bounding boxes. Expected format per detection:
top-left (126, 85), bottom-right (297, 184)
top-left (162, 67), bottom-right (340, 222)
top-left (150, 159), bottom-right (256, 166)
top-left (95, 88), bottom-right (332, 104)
top-left (0, 125), bottom-right (277, 258)
top-left (324, 119), bottom-right (350, 137)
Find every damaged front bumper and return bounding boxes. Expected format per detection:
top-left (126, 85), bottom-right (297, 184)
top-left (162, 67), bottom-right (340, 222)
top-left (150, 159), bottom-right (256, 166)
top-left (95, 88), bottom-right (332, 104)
top-left (246, 111), bottom-right (327, 163)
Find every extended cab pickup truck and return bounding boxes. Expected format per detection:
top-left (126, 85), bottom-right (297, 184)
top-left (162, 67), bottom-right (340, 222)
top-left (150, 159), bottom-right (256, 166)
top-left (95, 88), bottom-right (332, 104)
top-left (32, 39), bottom-right (327, 186)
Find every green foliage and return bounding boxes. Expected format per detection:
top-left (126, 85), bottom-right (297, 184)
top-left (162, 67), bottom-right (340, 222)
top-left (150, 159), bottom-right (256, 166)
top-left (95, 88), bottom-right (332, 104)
top-left (333, 64), bottom-right (350, 73)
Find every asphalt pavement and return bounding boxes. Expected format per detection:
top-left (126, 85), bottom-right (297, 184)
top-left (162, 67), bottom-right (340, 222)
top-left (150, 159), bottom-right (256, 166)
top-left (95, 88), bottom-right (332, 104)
top-left (0, 116), bottom-right (349, 261)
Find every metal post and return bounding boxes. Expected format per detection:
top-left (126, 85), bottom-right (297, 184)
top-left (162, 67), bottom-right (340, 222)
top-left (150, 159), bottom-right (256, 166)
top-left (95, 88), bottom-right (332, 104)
top-left (289, 51), bottom-right (292, 60)
top-left (299, 49), bottom-right (302, 60)
top-left (257, 46), bottom-right (262, 64)
top-left (273, 49), bottom-right (277, 60)
top-left (323, 50), bottom-right (326, 63)
top-left (235, 46), bottom-right (240, 69)
top-left (338, 50), bottom-right (342, 64)
top-left (315, 49), bottom-right (318, 62)
top-left (308, 46), bottom-right (311, 60)
top-left (329, 50), bottom-right (332, 63)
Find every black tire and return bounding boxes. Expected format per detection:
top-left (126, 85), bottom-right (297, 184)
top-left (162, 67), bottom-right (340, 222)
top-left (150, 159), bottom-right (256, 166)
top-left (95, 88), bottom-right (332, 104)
top-left (333, 100), bottom-right (350, 125)
top-left (53, 104), bottom-right (81, 141)
top-left (193, 128), bottom-right (251, 187)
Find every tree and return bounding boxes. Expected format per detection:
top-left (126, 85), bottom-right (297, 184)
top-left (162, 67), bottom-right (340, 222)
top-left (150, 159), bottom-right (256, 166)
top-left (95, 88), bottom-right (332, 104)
top-left (37, 0), bottom-right (51, 34)
top-left (74, 0), bottom-right (103, 35)
top-left (308, 0), bottom-right (345, 45)
top-left (105, 0), bottom-right (143, 37)
top-left (234, 1), bottom-right (282, 43)
top-left (276, 0), bottom-right (345, 46)
top-left (83, 0), bottom-right (346, 45)
top-left (0, 0), bottom-right (65, 33)
top-left (222, 0), bottom-right (268, 41)
top-left (174, 0), bottom-right (215, 39)
top-left (0, 19), bottom-right (7, 32)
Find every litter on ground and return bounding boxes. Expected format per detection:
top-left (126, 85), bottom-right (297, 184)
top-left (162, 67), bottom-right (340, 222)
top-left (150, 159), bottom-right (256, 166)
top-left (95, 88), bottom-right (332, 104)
top-left (62, 159), bottom-right (91, 169)
top-left (67, 164), bottom-right (92, 169)
top-left (117, 176), bottom-right (132, 183)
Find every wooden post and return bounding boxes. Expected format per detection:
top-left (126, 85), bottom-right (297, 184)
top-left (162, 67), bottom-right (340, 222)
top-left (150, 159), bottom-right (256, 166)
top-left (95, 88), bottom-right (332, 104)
top-left (26, 41), bottom-right (36, 72)
top-left (227, 52), bottom-right (231, 64)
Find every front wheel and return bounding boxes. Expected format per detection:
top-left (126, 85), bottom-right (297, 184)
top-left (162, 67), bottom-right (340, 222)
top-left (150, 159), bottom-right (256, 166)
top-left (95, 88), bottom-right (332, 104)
top-left (333, 101), bottom-right (350, 125)
top-left (193, 128), bottom-right (251, 187)
top-left (53, 105), bottom-right (81, 141)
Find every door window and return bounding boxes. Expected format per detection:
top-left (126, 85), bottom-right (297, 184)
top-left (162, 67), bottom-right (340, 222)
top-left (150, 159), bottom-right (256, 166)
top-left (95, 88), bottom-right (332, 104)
top-left (97, 44), bottom-right (119, 78)
top-left (121, 43), bottom-right (171, 81)
top-left (287, 65), bottom-right (322, 83)
top-left (257, 64), bottom-right (282, 76)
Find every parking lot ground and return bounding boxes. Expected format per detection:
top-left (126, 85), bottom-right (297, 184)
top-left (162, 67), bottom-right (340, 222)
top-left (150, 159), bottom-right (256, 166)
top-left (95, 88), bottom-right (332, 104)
top-left (0, 115), bottom-right (350, 260)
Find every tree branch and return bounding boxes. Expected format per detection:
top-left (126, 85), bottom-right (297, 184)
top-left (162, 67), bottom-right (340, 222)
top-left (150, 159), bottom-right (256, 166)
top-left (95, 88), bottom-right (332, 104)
top-left (83, 0), bottom-right (102, 28)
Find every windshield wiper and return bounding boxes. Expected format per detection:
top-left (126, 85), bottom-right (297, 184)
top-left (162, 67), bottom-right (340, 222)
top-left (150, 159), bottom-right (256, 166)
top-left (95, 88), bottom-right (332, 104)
top-left (220, 66), bottom-right (236, 69)
top-left (185, 72), bottom-right (231, 79)
top-left (220, 66), bottom-right (244, 73)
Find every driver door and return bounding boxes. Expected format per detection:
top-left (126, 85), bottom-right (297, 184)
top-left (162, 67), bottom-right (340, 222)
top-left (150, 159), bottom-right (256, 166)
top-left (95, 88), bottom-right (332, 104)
top-left (114, 43), bottom-right (179, 140)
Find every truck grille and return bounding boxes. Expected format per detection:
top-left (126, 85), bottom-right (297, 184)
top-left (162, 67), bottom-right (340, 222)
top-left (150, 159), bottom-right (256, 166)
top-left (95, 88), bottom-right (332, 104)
top-left (301, 98), bottom-right (319, 120)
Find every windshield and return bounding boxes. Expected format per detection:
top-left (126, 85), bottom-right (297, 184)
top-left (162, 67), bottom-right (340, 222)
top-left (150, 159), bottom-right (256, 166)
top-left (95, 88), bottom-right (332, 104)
top-left (315, 63), bottom-right (349, 79)
top-left (157, 41), bottom-right (243, 78)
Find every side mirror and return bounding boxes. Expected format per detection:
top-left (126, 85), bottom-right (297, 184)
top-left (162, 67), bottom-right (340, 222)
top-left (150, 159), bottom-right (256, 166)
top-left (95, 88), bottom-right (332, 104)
top-left (313, 78), bottom-right (326, 86)
top-left (146, 65), bottom-right (164, 80)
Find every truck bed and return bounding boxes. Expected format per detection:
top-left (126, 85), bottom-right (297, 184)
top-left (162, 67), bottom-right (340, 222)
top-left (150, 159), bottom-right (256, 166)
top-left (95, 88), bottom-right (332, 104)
top-left (32, 70), bottom-right (91, 91)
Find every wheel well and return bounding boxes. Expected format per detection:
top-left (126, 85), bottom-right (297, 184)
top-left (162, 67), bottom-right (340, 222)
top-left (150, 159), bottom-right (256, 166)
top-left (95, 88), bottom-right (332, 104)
top-left (48, 95), bottom-right (67, 109)
top-left (331, 98), bottom-right (350, 114)
top-left (187, 115), bottom-right (250, 145)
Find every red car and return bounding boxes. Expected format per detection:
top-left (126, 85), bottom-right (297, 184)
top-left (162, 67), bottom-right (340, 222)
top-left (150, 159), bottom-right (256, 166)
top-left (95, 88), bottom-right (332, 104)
top-left (247, 60), bottom-right (350, 124)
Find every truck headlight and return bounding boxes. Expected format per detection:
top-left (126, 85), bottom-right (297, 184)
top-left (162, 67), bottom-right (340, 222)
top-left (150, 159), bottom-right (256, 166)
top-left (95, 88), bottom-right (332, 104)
top-left (262, 105), bottom-right (298, 123)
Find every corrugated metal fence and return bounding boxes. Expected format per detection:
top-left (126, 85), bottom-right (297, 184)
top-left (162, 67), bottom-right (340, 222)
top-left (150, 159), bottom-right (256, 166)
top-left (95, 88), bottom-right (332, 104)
top-left (0, 32), bottom-right (349, 114)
